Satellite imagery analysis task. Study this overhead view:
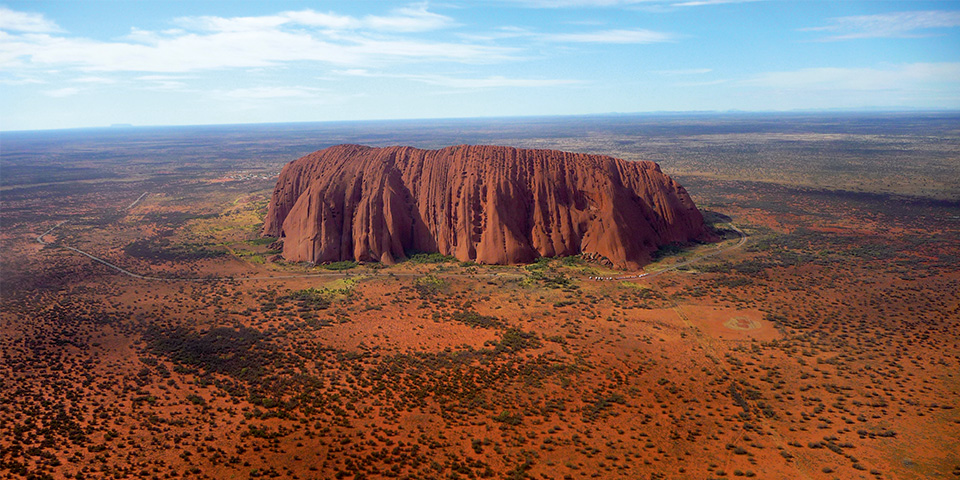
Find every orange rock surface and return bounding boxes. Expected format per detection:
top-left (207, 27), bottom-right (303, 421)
top-left (263, 144), bottom-right (708, 269)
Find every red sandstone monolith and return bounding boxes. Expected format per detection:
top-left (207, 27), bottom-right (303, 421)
top-left (263, 144), bottom-right (709, 269)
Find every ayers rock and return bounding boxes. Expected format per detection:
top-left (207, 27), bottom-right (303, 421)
top-left (263, 144), bottom-right (709, 269)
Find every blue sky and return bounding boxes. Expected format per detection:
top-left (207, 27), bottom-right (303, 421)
top-left (1, 0), bottom-right (959, 130)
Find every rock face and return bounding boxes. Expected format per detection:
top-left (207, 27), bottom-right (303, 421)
top-left (263, 144), bottom-right (709, 269)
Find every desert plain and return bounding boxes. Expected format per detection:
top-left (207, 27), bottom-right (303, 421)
top-left (1, 113), bottom-right (958, 480)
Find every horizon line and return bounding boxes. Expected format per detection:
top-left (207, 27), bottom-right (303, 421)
top-left (3, 108), bottom-right (960, 134)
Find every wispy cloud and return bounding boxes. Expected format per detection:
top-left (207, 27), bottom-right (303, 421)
top-left (0, 75), bottom-right (45, 85)
top-left (137, 75), bottom-right (188, 81)
top-left (73, 76), bottom-right (116, 84)
top-left (362, 4), bottom-right (456, 32)
top-left (416, 75), bottom-right (581, 88)
top-left (0, 5), bottom-right (510, 73)
top-left (675, 79), bottom-right (727, 87)
top-left (671, 0), bottom-right (760, 7)
top-left (135, 75), bottom-right (190, 90)
top-left (457, 26), bottom-right (533, 42)
top-left (507, 0), bottom-right (761, 8)
top-left (460, 25), bottom-right (676, 44)
top-left (216, 86), bottom-right (328, 99)
top-left (178, 4), bottom-right (454, 33)
top-left (0, 6), bottom-right (61, 33)
top-left (337, 69), bottom-right (581, 88)
top-left (0, 3), bottom-right (678, 78)
top-left (508, 0), bottom-right (651, 7)
top-left (43, 87), bottom-right (80, 97)
top-left (742, 62), bottom-right (960, 91)
top-left (804, 10), bottom-right (960, 41)
top-left (547, 28), bottom-right (676, 43)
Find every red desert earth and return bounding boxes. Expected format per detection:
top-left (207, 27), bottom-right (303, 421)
top-left (263, 144), bottom-right (709, 268)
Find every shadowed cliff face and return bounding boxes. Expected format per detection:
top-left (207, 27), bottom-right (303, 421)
top-left (263, 144), bottom-right (709, 269)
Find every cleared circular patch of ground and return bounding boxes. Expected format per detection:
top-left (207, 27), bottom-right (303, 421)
top-left (724, 316), bottom-right (761, 331)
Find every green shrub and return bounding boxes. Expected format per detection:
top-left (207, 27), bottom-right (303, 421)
top-left (408, 252), bottom-right (457, 263)
top-left (493, 411), bottom-right (522, 426)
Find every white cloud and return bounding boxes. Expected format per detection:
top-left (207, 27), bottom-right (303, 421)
top-left (804, 10), bottom-right (960, 41)
top-left (137, 75), bottom-right (188, 81)
top-left (336, 69), bottom-right (581, 88)
top-left (176, 14), bottom-right (290, 33)
top-left (43, 87), bottom-right (80, 97)
top-left (547, 28), bottom-right (676, 43)
top-left (346, 38), bottom-right (511, 63)
top-left (177, 4), bottom-right (453, 33)
top-left (675, 79), bottom-right (727, 87)
top-left (507, 0), bottom-right (649, 7)
top-left (455, 26), bottom-right (537, 42)
top-left (671, 0), bottom-right (760, 7)
top-left (135, 75), bottom-right (189, 90)
top-left (417, 75), bottom-right (580, 88)
top-left (0, 75), bottom-right (45, 85)
top-left (281, 11), bottom-right (360, 30)
top-left (73, 76), bottom-right (116, 84)
top-left (742, 62), bottom-right (960, 91)
top-left (0, 4), bottom-right (670, 77)
top-left (217, 86), bottom-right (327, 99)
top-left (506, 0), bottom-right (761, 7)
top-left (0, 6), bottom-right (60, 33)
top-left (462, 25), bottom-right (676, 44)
top-left (363, 4), bottom-right (456, 32)
top-left (0, 13), bottom-right (513, 73)
top-left (337, 68), bottom-right (372, 76)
